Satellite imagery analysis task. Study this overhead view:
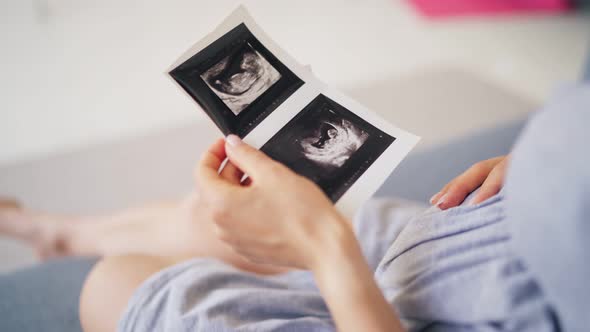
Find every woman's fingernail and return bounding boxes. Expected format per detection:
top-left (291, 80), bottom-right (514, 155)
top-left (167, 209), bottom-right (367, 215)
top-left (436, 193), bottom-right (448, 207)
top-left (430, 192), bottom-right (440, 205)
top-left (225, 134), bottom-right (242, 147)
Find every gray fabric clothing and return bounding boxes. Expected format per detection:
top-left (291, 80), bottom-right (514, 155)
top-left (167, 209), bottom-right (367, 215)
top-left (119, 192), bottom-right (557, 332)
top-left (118, 199), bottom-right (426, 331)
top-left (375, 193), bottom-right (557, 331)
top-left (506, 83), bottom-right (590, 332)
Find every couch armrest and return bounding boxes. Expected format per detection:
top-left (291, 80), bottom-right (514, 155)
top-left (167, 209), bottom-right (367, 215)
top-left (0, 257), bottom-right (98, 332)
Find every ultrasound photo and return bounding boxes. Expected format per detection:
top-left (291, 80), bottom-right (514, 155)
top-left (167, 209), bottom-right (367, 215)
top-left (261, 94), bottom-right (396, 202)
top-left (200, 42), bottom-right (281, 115)
top-left (169, 23), bottom-right (303, 137)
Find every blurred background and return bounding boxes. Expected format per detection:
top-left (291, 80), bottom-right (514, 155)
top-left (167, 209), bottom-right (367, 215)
top-left (1, 0), bottom-right (589, 163)
top-left (0, 0), bottom-right (589, 271)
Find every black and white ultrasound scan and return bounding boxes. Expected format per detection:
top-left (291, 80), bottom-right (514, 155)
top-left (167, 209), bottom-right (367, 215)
top-left (261, 94), bottom-right (395, 202)
top-left (167, 6), bottom-right (419, 216)
top-left (169, 23), bottom-right (303, 138)
top-left (200, 42), bottom-right (281, 116)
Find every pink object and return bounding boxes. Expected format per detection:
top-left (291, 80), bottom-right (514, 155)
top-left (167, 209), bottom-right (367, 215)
top-left (408, 0), bottom-right (571, 18)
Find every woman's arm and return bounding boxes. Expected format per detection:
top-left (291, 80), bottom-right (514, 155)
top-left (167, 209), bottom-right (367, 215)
top-left (310, 218), bottom-right (405, 332)
top-left (194, 136), bottom-right (405, 332)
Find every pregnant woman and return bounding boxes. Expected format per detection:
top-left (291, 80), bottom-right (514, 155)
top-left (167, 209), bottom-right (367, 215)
top-left (1, 86), bottom-right (588, 331)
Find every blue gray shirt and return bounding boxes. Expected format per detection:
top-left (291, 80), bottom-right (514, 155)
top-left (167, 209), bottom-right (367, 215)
top-left (505, 83), bottom-right (590, 332)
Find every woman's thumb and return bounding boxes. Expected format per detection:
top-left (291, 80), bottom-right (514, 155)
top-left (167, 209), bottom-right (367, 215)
top-left (225, 135), bottom-right (282, 179)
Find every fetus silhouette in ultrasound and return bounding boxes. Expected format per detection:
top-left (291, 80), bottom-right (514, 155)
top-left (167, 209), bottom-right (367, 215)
top-left (300, 117), bottom-right (369, 169)
top-left (200, 42), bottom-right (281, 115)
top-left (261, 94), bottom-right (395, 202)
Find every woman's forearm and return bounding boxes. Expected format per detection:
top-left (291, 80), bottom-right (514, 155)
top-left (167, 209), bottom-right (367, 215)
top-left (310, 217), bottom-right (405, 332)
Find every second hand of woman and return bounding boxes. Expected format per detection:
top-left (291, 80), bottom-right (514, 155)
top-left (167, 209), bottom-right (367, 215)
top-left (430, 155), bottom-right (509, 209)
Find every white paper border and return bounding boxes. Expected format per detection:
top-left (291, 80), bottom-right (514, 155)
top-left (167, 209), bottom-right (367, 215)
top-left (167, 5), bottom-right (420, 218)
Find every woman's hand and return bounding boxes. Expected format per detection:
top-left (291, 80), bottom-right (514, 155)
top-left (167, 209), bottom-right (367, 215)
top-left (196, 136), bottom-right (406, 331)
top-left (430, 155), bottom-right (509, 210)
top-left (194, 135), bottom-right (354, 271)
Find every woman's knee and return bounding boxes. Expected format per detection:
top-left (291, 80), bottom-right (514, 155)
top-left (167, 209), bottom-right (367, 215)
top-left (79, 254), bottom-right (169, 332)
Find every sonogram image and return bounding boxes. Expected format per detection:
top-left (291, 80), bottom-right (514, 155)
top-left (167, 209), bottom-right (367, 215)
top-left (300, 118), bottom-right (369, 168)
top-left (169, 23), bottom-right (303, 138)
top-left (200, 43), bottom-right (281, 115)
top-left (261, 94), bottom-right (395, 202)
